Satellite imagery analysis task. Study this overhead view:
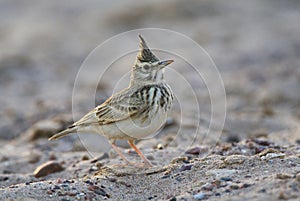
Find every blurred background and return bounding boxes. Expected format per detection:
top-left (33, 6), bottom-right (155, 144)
top-left (0, 0), bottom-right (299, 146)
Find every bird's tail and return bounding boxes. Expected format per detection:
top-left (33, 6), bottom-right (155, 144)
top-left (48, 126), bottom-right (77, 141)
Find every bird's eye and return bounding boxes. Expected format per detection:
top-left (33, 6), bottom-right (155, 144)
top-left (143, 65), bottom-right (150, 70)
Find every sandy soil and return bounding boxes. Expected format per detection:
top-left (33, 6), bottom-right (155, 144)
top-left (0, 0), bottom-right (300, 200)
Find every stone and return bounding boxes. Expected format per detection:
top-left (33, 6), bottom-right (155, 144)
top-left (185, 146), bottom-right (208, 155)
top-left (157, 144), bottom-right (164, 150)
top-left (224, 155), bottom-right (248, 165)
top-left (261, 153), bottom-right (285, 160)
top-left (81, 155), bottom-right (89, 161)
top-left (34, 161), bottom-right (64, 177)
top-left (25, 119), bottom-right (63, 141)
top-left (276, 173), bottom-right (293, 179)
top-left (258, 148), bottom-right (280, 157)
top-left (193, 192), bottom-right (205, 200)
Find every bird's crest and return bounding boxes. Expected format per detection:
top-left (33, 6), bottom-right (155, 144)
top-left (136, 35), bottom-right (159, 63)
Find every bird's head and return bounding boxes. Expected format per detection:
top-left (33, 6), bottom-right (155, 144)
top-left (130, 35), bottom-right (174, 86)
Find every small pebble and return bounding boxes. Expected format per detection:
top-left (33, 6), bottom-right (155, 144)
top-left (0, 177), bottom-right (9, 181)
top-left (201, 183), bottom-right (214, 191)
top-left (171, 156), bottom-right (189, 164)
top-left (226, 134), bottom-right (240, 143)
top-left (84, 180), bottom-right (93, 185)
top-left (278, 191), bottom-right (288, 200)
top-left (49, 154), bottom-right (57, 160)
top-left (161, 174), bottom-right (171, 179)
top-left (225, 189), bottom-right (231, 193)
top-left (146, 155), bottom-right (155, 161)
top-left (88, 185), bottom-right (110, 197)
top-left (261, 153), bottom-right (285, 160)
top-left (220, 177), bottom-right (232, 181)
top-left (253, 138), bottom-right (273, 146)
top-left (254, 146), bottom-right (266, 154)
top-left (118, 180), bottom-right (131, 187)
top-left (108, 177), bottom-right (117, 182)
top-left (82, 155), bottom-right (90, 161)
top-left (241, 183), bottom-right (252, 188)
top-left (90, 166), bottom-right (98, 171)
top-left (177, 164), bottom-right (193, 172)
top-left (95, 162), bottom-right (103, 168)
top-left (276, 173), bottom-right (293, 179)
top-left (185, 146), bottom-right (208, 155)
top-left (94, 189), bottom-right (108, 196)
top-left (175, 177), bottom-right (183, 182)
top-left (148, 195), bottom-right (157, 200)
top-left (46, 190), bottom-right (53, 195)
top-left (157, 144), bottom-right (164, 150)
top-left (193, 192), bottom-right (205, 200)
top-left (258, 189), bottom-right (266, 193)
top-left (34, 161), bottom-right (64, 178)
top-left (164, 169), bottom-right (172, 175)
top-left (169, 197), bottom-right (177, 201)
top-left (229, 184), bottom-right (239, 190)
top-left (68, 191), bottom-right (77, 196)
top-left (258, 148), bottom-right (280, 157)
top-left (224, 155), bottom-right (248, 165)
top-left (77, 192), bottom-right (85, 197)
top-left (60, 183), bottom-right (69, 188)
top-left (211, 180), bottom-right (221, 187)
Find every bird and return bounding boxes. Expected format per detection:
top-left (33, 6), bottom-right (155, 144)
top-left (49, 35), bottom-right (174, 167)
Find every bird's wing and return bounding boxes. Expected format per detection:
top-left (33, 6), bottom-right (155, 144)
top-left (74, 88), bottom-right (144, 126)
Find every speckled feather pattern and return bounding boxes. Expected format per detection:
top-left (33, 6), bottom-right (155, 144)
top-left (49, 35), bottom-right (174, 166)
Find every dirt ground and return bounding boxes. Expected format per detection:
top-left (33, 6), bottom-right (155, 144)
top-left (0, 0), bottom-right (300, 200)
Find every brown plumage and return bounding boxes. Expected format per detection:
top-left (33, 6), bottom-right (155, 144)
top-left (49, 35), bottom-right (174, 167)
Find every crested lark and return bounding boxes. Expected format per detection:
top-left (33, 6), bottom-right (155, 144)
top-left (49, 35), bottom-right (174, 167)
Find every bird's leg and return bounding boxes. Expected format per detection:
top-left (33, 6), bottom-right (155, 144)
top-left (110, 140), bottom-right (132, 165)
top-left (128, 140), bottom-right (153, 167)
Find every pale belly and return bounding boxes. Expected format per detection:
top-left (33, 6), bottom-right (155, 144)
top-left (97, 111), bottom-right (168, 140)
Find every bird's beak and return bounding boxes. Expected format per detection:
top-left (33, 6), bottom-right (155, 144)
top-left (158, 60), bottom-right (174, 68)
